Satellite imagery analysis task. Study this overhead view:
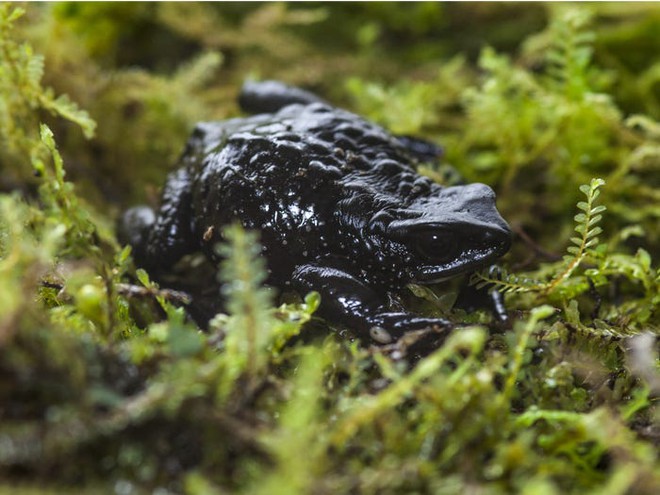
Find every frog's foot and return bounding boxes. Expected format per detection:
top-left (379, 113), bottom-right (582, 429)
top-left (455, 266), bottom-right (509, 325)
top-left (366, 313), bottom-right (451, 344)
top-left (118, 167), bottom-right (196, 272)
top-left (118, 206), bottom-right (155, 264)
top-left (292, 263), bottom-right (450, 345)
top-left (239, 80), bottom-right (327, 114)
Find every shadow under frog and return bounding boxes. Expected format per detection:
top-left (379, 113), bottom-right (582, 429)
top-left (119, 80), bottom-right (511, 344)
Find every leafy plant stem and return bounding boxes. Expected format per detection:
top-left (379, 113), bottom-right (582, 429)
top-left (500, 306), bottom-right (555, 409)
top-left (542, 178), bottom-right (606, 293)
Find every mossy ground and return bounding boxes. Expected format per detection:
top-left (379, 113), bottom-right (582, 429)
top-left (0, 3), bottom-right (658, 494)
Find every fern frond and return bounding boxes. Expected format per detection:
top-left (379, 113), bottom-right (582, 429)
top-left (215, 224), bottom-right (274, 395)
top-left (472, 178), bottom-right (607, 295)
top-left (172, 51), bottom-right (223, 91)
top-left (470, 267), bottom-right (543, 294)
top-left (0, 3), bottom-right (96, 165)
top-left (546, 178), bottom-right (606, 291)
top-left (625, 114), bottom-right (660, 141)
top-left (25, 51), bottom-right (44, 86)
top-left (544, 6), bottom-right (595, 99)
top-left (31, 124), bottom-right (100, 260)
top-left (40, 94), bottom-right (96, 139)
top-left (533, 178), bottom-right (608, 294)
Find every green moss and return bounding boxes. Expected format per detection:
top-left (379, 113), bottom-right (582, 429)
top-left (0, 3), bottom-right (658, 494)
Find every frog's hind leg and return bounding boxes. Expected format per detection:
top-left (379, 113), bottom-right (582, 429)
top-left (395, 135), bottom-right (444, 165)
top-left (119, 168), bottom-right (195, 273)
top-left (239, 80), bottom-right (328, 114)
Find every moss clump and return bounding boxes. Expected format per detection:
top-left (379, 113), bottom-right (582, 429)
top-left (0, 3), bottom-right (658, 494)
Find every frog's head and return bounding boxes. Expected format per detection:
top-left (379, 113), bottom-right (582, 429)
top-left (369, 183), bottom-right (511, 284)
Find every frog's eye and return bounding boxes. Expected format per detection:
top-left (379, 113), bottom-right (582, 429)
top-left (414, 231), bottom-right (458, 263)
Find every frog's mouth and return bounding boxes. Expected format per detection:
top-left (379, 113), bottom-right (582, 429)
top-left (411, 240), bottom-right (510, 284)
top-left (388, 219), bottom-right (512, 284)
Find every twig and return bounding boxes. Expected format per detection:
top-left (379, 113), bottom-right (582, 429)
top-left (40, 280), bottom-right (192, 305)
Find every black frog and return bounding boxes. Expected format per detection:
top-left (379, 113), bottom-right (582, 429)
top-left (120, 81), bottom-right (511, 344)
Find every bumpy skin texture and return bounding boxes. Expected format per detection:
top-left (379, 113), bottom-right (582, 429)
top-left (122, 81), bottom-right (511, 344)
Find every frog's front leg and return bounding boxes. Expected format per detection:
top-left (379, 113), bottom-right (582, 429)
top-left (454, 267), bottom-right (509, 324)
top-left (291, 263), bottom-right (451, 344)
top-left (119, 168), bottom-right (195, 273)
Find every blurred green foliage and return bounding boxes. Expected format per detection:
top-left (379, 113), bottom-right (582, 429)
top-left (0, 2), bottom-right (658, 494)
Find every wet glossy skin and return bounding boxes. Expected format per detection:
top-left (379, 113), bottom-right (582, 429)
top-left (121, 81), bottom-right (511, 343)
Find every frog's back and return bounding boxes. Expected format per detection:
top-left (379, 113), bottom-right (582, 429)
top-left (191, 102), bottom-right (412, 173)
top-left (182, 101), bottom-right (423, 279)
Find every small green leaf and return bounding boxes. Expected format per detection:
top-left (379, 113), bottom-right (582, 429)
top-left (304, 291), bottom-right (321, 313)
top-left (136, 268), bottom-right (151, 287)
top-left (635, 248), bottom-right (651, 270)
top-left (168, 323), bottom-right (204, 358)
top-left (39, 123), bottom-right (56, 149)
top-left (586, 226), bottom-right (602, 238)
top-left (584, 238), bottom-right (599, 248)
top-left (588, 214), bottom-right (602, 226)
top-left (7, 6), bottom-right (25, 22)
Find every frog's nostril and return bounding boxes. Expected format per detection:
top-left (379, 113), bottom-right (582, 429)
top-left (469, 183), bottom-right (495, 198)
